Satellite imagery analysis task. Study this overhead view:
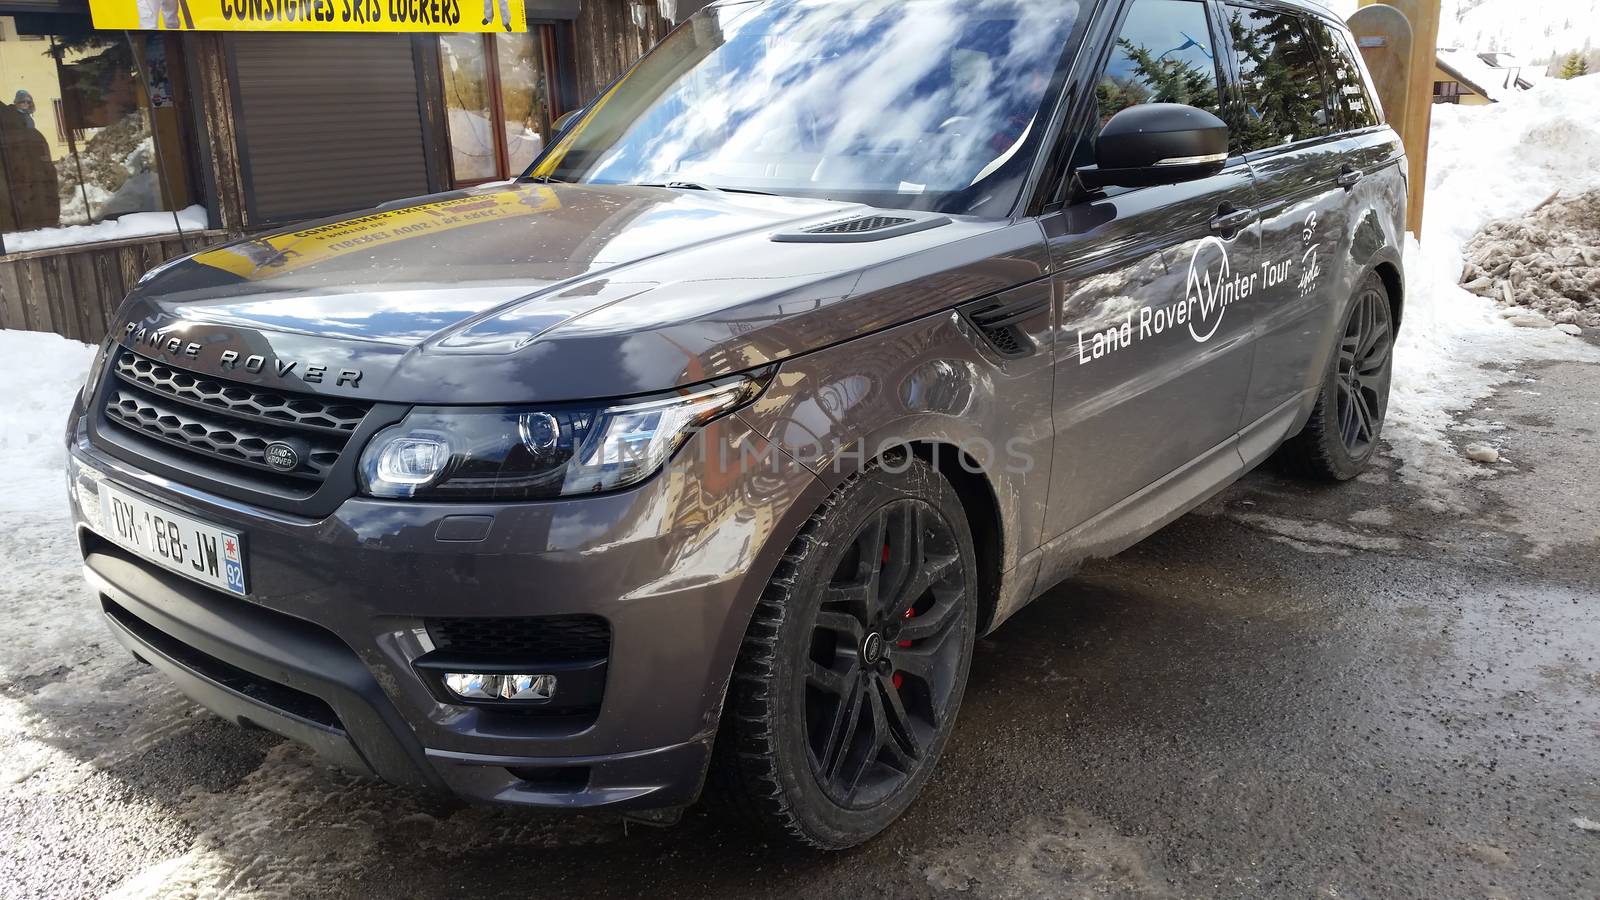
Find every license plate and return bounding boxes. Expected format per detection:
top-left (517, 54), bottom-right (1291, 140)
top-left (99, 485), bottom-right (247, 596)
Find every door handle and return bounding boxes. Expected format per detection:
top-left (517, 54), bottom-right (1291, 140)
top-left (1209, 205), bottom-right (1256, 235)
top-left (1335, 166), bottom-right (1363, 189)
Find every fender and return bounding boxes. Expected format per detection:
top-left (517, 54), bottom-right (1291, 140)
top-left (737, 303), bottom-right (1058, 634)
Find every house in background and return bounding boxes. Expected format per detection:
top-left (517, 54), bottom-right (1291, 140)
top-left (1432, 47), bottom-right (1543, 104)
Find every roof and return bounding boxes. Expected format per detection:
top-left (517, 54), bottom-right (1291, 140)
top-left (1436, 47), bottom-right (1542, 102)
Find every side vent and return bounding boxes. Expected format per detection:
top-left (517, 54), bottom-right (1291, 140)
top-left (961, 293), bottom-right (1049, 359)
top-left (772, 213), bottom-right (951, 244)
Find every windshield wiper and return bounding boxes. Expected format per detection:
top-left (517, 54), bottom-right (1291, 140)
top-left (636, 181), bottom-right (778, 197)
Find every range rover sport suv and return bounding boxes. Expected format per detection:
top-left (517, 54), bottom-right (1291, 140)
top-left (66, 0), bottom-right (1404, 849)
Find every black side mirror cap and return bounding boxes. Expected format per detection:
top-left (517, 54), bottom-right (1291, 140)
top-left (1081, 103), bottom-right (1230, 190)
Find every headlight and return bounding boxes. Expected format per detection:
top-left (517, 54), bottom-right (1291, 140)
top-left (358, 373), bottom-right (769, 500)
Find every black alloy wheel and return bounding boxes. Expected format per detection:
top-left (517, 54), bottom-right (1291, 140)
top-left (713, 455), bottom-right (978, 849)
top-left (804, 498), bottom-right (967, 809)
top-left (1335, 283), bottom-right (1394, 458)
top-left (1277, 270), bottom-right (1397, 481)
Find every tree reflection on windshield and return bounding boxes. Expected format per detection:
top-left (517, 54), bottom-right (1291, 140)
top-left (534, 0), bottom-right (1081, 217)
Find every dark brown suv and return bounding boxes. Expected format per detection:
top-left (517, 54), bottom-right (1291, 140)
top-left (67, 0), bottom-right (1403, 849)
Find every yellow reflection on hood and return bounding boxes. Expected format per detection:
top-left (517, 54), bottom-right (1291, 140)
top-left (193, 188), bottom-right (563, 281)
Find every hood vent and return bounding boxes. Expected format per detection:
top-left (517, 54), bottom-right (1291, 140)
top-left (808, 215), bottom-right (914, 234)
top-left (772, 213), bottom-right (951, 244)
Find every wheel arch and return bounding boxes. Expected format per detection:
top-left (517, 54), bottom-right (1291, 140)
top-left (1373, 258), bottom-right (1403, 331)
top-left (905, 441), bottom-right (1004, 636)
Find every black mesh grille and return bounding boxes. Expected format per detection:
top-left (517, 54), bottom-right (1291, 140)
top-left (114, 353), bottom-right (368, 432)
top-left (103, 350), bottom-right (369, 482)
top-left (804, 215), bottom-right (914, 235)
top-left (980, 326), bottom-right (1023, 355)
top-left (427, 615), bottom-right (611, 662)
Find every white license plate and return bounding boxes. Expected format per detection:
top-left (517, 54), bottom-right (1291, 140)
top-left (99, 485), bottom-right (247, 596)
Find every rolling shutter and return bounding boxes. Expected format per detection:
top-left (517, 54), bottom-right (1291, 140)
top-left (230, 34), bottom-right (431, 225)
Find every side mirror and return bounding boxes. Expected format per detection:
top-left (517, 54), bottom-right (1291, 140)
top-left (1081, 103), bottom-right (1229, 190)
top-left (552, 108), bottom-right (583, 134)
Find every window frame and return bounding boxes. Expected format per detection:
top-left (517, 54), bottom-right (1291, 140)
top-left (0, 21), bottom-right (206, 256)
top-left (440, 23), bottom-right (570, 188)
top-left (1045, 0), bottom-right (1240, 208)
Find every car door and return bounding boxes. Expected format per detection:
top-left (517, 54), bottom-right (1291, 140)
top-left (1219, 4), bottom-right (1368, 444)
top-left (1038, 0), bottom-right (1264, 545)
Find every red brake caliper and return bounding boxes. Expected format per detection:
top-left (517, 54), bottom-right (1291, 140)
top-left (894, 608), bottom-right (914, 690)
top-left (885, 542), bottom-right (911, 690)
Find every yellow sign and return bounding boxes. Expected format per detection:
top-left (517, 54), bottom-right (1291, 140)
top-left (192, 188), bottom-right (560, 280)
top-left (89, 0), bottom-right (526, 32)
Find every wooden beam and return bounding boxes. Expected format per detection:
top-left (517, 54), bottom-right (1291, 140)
top-left (1358, 0), bottom-right (1442, 236)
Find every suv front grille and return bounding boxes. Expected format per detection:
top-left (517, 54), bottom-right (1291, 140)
top-left (102, 350), bottom-right (372, 483)
top-left (115, 353), bottom-right (369, 432)
top-left (426, 615), bottom-right (611, 662)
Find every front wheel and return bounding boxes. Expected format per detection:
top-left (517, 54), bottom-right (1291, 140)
top-left (712, 454), bottom-right (978, 849)
top-left (1277, 270), bottom-right (1395, 481)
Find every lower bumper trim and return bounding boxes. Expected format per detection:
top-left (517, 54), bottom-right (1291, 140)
top-left (84, 542), bottom-right (715, 812)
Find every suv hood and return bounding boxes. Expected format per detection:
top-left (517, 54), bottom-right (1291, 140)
top-left (117, 182), bottom-right (1044, 403)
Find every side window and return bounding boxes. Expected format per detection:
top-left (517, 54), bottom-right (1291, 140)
top-left (1094, 0), bottom-right (1224, 127)
top-left (1308, 21), bottom-right (1380, 129)
top-left (1223, 5), bottom-right (1337, 153)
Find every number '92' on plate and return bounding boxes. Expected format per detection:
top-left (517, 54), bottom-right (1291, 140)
top-left (99, 485), bottom-right (247, 596)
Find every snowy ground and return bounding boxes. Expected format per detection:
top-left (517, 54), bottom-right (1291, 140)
top-left (2, 80), bottom-right (1600, 898)
top-left (1384, 75), bottom-right (1600, 507)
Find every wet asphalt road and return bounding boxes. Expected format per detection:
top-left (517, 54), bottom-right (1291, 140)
top-left (4, 357), bottom-right (1599, 899)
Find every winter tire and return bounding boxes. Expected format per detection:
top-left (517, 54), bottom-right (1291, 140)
top-left (1278, 270), bottom-right (1395, 481)
top-left (712, 454), bottom-right (979, 850)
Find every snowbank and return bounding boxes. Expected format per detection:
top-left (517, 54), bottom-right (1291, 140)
top-left (1386, 74), bottom-right (1600, 507)
top-left (0, 330), bottom-right (94, 514)
top-left (4, 205), bottom-right (209, 254)
top-left (1459, 188), bottom-right (1600, 326)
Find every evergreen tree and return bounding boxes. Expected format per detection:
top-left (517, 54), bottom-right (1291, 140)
top-left (1225, 8), bottom-right (1328, 153)
top-left (1558, 52), bottom-right (1589, 79)
top-left (1096, 37), bottom-right (1218, 123)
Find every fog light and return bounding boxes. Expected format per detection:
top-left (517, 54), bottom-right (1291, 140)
top-left (498, 674), bottom-right (557, 701)
top-left (442, 672), bottom-right (556, 702)
top-left (443, 672), bottom-right (498, 699)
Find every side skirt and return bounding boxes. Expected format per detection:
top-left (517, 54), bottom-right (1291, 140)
top-left (996, 392), bottom-right (1310, 627)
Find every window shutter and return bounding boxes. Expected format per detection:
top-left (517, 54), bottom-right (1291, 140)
top-left (230, 34), bottom-right (431, 225)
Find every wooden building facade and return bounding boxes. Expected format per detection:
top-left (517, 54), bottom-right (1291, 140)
top-left (0, 0), bottom-right (690, 343)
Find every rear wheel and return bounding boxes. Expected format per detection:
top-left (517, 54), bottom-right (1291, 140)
top-left (1277, 271), bottom-right (1395, 481)
top-left (713, 455), bottom-right (978, 849)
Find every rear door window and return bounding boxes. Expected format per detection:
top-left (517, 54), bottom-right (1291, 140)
top-left (1222, 5), bottom-right (1337, 153)
top-left (1311, 21), bottom-right (1382, 129)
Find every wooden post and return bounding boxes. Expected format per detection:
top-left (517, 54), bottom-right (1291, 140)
top-left (1356, 0), bottom-right (1441, 236)
top-left (1348, 6), bottom-right (1412, 158)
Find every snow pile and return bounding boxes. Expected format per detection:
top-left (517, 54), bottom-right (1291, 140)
top-left (5, 205), bottom-right (209, 254)
top-left (0, 330), bottom-right (94, 515)
top-left (1459, 188), bottom-right (1600, 327)
top-left (1385, 75), bottom-right (1600, 507)
top-left (1423, 76), bottom-right (1600, 255)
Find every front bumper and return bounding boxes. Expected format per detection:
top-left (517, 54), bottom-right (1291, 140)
top-left (69, 416), bottom-right (824, 811)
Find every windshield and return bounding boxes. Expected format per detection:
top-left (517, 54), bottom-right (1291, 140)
top-left (532, 0), bottom-right (1082, 217)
